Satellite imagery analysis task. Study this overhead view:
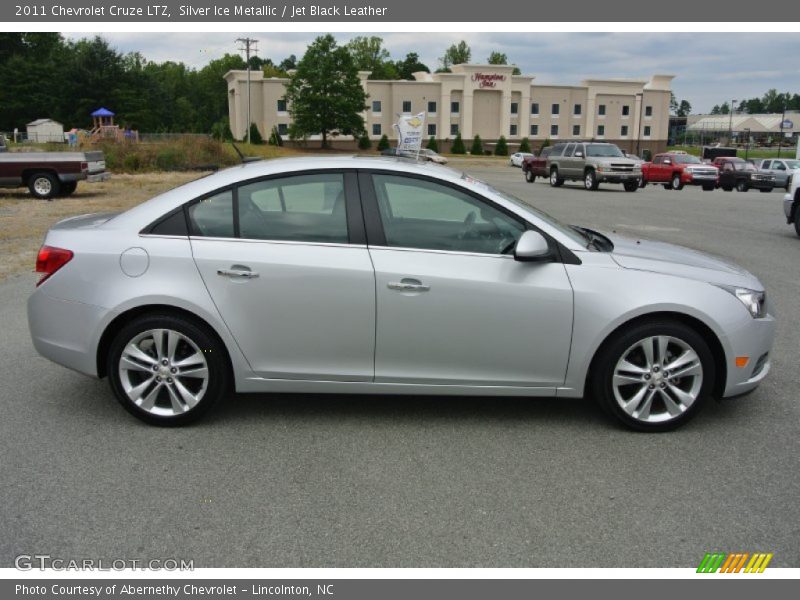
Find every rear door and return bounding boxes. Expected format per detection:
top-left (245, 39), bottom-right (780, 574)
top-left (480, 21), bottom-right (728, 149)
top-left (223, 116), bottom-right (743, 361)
top-left (189, 171), bottom-right (376, 382)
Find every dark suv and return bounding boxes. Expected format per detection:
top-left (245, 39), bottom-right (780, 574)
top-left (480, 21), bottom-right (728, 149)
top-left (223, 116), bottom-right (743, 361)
top-left (713, 157), bottom-right (775, 193)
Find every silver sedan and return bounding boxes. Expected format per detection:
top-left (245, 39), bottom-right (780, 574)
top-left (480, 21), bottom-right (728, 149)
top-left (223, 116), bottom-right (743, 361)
top-left (28, 157), bottom-right (775, 430)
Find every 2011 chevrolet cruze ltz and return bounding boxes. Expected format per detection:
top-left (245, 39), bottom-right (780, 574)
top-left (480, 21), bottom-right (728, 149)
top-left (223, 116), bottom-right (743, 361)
top-left (27, 157), bottom-right (775, 430)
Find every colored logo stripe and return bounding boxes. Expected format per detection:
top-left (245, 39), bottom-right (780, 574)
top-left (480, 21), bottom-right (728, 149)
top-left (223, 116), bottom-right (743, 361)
top-left (697, 552), bottom-right (773, 573)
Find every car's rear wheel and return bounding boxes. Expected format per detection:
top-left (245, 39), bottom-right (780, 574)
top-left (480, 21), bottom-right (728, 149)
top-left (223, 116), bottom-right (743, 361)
top-left (107, 314), bottom-right (228, 426)
top-left (662, 184), bottom-right (672, 190)
top-left (28, 172), bottom-right (60, 200)
top-left (623, 180), bottom-right (638, 192)
top-left (639, 177), bottom-right (647, 188)
top-left (591, 320), bottom-right (715, 431)
top-left (525, 169), bottom-right (535, 183)
top-left (671, 174), bottom-right (684, 190)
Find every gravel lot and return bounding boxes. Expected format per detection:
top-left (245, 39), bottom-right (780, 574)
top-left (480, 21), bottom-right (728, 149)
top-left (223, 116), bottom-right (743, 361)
top-left (1, 164), bottom-right (798, 568)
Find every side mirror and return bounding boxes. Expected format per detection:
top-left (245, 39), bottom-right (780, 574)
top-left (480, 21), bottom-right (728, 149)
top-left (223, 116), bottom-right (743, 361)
top-left (514, 230), bottom-right (552, 262)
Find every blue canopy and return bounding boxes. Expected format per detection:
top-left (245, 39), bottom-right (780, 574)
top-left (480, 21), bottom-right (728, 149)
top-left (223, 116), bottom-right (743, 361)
top-left (91, 107), bottom-right (115, 117)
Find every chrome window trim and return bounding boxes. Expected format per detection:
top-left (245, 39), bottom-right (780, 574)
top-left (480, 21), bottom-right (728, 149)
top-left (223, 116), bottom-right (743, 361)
top-left (187, 235), bottom-right (368, 250)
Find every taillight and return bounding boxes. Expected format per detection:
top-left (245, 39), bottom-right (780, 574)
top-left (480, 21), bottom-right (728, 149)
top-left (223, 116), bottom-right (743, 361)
top-left (81, 161), bottom-right (88, 172)
top-left (35, 245), bottom-right (73, 286)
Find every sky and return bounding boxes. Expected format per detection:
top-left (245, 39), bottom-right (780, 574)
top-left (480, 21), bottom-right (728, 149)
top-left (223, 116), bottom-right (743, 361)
top-left (65, 32), bottom-right (800, 114)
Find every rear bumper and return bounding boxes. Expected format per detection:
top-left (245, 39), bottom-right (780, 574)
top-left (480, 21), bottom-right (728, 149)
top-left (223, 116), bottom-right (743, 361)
top-left (87, 172), bottom-right (110, 183)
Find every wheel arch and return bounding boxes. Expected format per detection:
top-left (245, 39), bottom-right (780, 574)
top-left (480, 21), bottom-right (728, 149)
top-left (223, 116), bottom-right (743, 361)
top-left (96, 303), bottom-right (235, 383)
top-left (585, 310), bottom-right (727, 400)
top-left (22, 168), bottom-right (58, 185)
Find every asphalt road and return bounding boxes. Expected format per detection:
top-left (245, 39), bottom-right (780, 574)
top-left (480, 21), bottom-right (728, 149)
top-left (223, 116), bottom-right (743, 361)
top-left (2, 167), bottom-right (799, 568)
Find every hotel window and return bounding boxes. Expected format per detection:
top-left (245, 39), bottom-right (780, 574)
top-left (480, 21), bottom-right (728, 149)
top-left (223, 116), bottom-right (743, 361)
top-left (428, 123), bottom-right (436, 136)
top-left (276, 99), bottom-right (287, 112)
top-left (402, 100), bottom-right (412, 113)
top-left (551, 103), bottom-right (560, 116)
top-left (622, 105), bottom-right (630, 117)
top-left (597, 125), bottom-right (605, 136)
top-left (277, 123), bottom-right (288, 135)
top-left (511, 102), bottom-right (518, 115)
top-left (450, 123), bottom-right (459, 136)
top-left (572, 125), bottom-right (580, 136)
top-left (372, 123), bottom-right (381, 136)
top-left (621, 125), bottom-right (629, 136)
top-left (372, 100), bottom-right (382, 113)
top-left (510, 124), bottom-right (518, 136)
top-left (645, 105), bottom-right (653, 117)
top-left (598, 104), bottom-right (606, 116)
top-left (644, 125), bottom-right (651, 137)
top-left (451, 101), bottom-right (460, 114)
top-left (551, 124), bottom-right (559, 136)
top-left (573, 103), bottom-right (582, 115)
top-left (531, 102), bottom-right (539, 115)
top-left (428, 100), bottom-right (437, 114)
top-left (530, 124), bottom-right (539, 136)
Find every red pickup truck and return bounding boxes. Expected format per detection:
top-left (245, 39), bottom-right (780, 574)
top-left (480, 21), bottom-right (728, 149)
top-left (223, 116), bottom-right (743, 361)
top-left (640, 152), bottom-right (719, 191)
top-left (0, 150), bottom-right (110, 199)
top-left (521, 147), bottom-right (553, 183)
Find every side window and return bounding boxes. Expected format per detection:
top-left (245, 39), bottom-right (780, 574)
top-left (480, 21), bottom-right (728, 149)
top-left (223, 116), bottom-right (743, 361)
top-left (564, 143), bottom-right (575, 157)
top-left (237, 173), bottom-right (348, 244)
top-left (188, 190), bottom-right (234, 238)
top-left (370, 174), bottom-right (525, 255)
top-left (775, 161), bottom-right (786, 171)
top-left (653, 156), bottom-right (663, 165)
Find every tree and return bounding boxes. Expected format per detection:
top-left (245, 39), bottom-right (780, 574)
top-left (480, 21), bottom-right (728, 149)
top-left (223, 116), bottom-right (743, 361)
top-left (346, 36), bottom-right (397, 80)
top-left (519, 137), bottom-right (531, 153)
top-left (279, 54), bottom-right (297, 71)
top-left (486, 50), bottom-right (520, 74)
top-left (677, 100), bottom-right (692, 117)
top-left (268, 126), bottom-right (283, 146)
top-left (470, 134), bottom-right (484, 155)
top-left (440, 40), bottom-right (471, 71)
top-left (451, 132), bottom-right (466, 154)
top-left (357, 131), bottom-right (371, 150)
top-left (284, 34), bottom-right (368, 148)
top-left (426, 136), bottom-right (438, 152)
top-left (395, 52), bottom-right (429, 80)
top-left (249, 123), bottom-right (263, 144)
top-left (377, 133), bottom-right (390, 151)
top-left (494, 135), bottom-right (508, 156)
top-left (540, 138), bottom-right (551, 151)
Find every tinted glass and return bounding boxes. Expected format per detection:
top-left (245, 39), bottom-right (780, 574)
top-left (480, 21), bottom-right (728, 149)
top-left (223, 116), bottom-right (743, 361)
top-left (371, 174), bottom-right (525, 255)
top-left (188, 190), bottom-right (234, 238)
top-left (237, 173), bottom-right (348, 244)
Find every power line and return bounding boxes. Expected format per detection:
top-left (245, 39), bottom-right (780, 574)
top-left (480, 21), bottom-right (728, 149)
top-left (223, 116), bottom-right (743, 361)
top-left (236, 37), bottom-right (259, 144)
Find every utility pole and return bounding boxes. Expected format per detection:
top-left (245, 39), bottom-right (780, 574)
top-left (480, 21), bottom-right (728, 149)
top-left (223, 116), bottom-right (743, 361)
top-left (778, 101), bottom-right (786, 159)
top-left (728, 99), bottom-right (736, 146)
top-left (236, 37), bottom-right (259, 144)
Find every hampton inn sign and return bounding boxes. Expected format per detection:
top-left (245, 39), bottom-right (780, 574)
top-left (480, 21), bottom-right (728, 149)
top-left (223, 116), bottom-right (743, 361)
top-left (225, 63), bottom-right (674, 152)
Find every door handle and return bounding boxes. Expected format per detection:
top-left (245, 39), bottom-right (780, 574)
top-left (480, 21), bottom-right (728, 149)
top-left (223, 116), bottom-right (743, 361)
top-left (388, 279), bottom-right (430, 292)
top-left (217, 268), bottom-right (259, 279)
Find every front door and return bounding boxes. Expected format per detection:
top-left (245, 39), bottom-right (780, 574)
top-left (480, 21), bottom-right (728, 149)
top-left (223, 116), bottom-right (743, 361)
top-left (364, 172), bottom-right (574, 388)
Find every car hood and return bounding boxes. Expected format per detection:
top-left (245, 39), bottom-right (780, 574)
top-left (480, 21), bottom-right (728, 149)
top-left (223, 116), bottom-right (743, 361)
top-left (604, 231), bottom-right (762, 289)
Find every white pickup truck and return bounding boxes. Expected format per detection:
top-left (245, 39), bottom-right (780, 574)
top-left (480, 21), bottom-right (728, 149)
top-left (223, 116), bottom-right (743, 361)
top-left (784, 173), bottom-right (800, 237)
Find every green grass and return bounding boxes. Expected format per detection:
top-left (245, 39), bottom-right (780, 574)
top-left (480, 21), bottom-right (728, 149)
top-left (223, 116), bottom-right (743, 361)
top-left (668, 145), bottom-right (798, 159)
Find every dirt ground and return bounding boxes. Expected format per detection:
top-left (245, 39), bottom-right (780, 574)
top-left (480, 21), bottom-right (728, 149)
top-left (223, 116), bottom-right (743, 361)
top-left (0, 172), bottom-right (206, 282)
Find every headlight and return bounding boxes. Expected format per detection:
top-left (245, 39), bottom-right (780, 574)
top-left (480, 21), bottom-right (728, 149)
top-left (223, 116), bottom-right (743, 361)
top-left (716, 285), bottom-right (767, 318)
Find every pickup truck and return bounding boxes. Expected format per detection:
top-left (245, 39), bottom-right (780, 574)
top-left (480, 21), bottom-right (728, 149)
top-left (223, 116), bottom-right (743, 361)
top-left (521, 147), bottom-right (552, 182)
top-left (784, 170), bottom-right (800, 237)
top-left (0, 150), bottom-right (109, 199)
top-left (640, 152), bottom-right (719, 191)
top-left (713, 157), bottom-right (775, 192)
top-left (759, 158), bottom-right (800, 191)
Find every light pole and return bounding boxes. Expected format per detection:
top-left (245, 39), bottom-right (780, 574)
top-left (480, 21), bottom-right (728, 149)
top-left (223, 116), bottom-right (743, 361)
top-left (635, 92), bottom-right (644, 156)
top-left (778, 101), bottom-right (787, 159)
top-left (744, 128), bottom-right (751, 161)
top-left (728, 99), bottom-right (737, 146)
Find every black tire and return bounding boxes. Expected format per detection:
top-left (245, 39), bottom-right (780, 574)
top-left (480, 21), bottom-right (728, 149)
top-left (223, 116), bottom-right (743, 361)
top-left (28, 171), bottom-right (60, 200)
top-left (702, 184), bottom-right (715, 191)
top-left (590, 319), bottom-right (715, 432)
top-left (662, 184), bottom-right (672, 190)
top-left (623, 180), bottom-right (638, 192)
top-left (794, 206), bottom-right (800, 238)
top-left (525, 169), bottom-right (535, 183)
top-left (584, 169), bottom-right (599, 191)
top-left (639, 177), bottom-right (647, 188)
top-left (107, 314), bottom-right (229, 426)
top-left (736, 180), bottom-right (748, 192)
top-left (549, 167), bottom-right (564, 187)
top-left (671, 174), bottom-right (684, 190)
top-left (759, 188), bottom-right (772, 193)
top-left (59, 181), bottom-right (77, 196)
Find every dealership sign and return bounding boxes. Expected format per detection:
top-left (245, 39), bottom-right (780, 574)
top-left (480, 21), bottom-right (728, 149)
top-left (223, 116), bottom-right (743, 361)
top-left (781, 119), bottom-right (794, 129)
top-left (394, 112), bottom-right (426, 155)
top-left (471, 73), bottom-right (506, 88)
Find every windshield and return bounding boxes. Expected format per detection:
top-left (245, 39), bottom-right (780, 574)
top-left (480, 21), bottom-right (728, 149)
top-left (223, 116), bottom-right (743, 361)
top-left (785, 160), bottom-right (800, 169)
top-left (674, 155), bottom-right (701, 164)
top-left (586, 144), bottom-right (625, 158)
top-left (733, 162), bottom-right (755, 172)
top-left (461, 175), bottom-right (589, 247)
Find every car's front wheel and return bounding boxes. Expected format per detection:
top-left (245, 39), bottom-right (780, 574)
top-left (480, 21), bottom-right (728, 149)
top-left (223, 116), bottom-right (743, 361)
top-left (671, 174), bottom-right (684, 190)
top-left (736, 180), bottom-right (749, 192)
top-left (550, 167), bottom-right (564, 187)
top-left (591, 320), bottom-right (715, 431)
top-left (107, 314), bottom-right (229, 426)
top-left (525, 169), bottom-right (535, 183)
top-left (584, 170), bottom-right (599, 191)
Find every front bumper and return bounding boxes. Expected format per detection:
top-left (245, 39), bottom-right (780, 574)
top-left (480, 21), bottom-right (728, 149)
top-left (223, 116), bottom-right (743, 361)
top-left (721, 312), bottom-right (776, 398)
top-left (597, 171), bottom-right (640, 183)
top-left (748, 178), bottom-right (774, 190)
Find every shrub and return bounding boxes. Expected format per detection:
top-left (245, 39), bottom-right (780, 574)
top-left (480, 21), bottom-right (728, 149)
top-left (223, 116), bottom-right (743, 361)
top-left (377, 134), bottom-right (390, 151)
top-left (450, 133), bottom-right (466, 154)
top-left (540, 137), bottom-right (551, 151)
top-left (249, 123), bottom-right (263, 145)
top-left (426, 136), bottom-right (439, 152)
top-left (357, 131), bottom-right (372, 150)
top-left (268, 126), bottom-right (284, 146)
top-left (211, 118), bottom-right (233, 141)
top-left (519, 137), bottom-right (531, 153)
top-left (470, 135), bottom-right (483, 156)
top-left (494, 136), bottom-right (509, 156)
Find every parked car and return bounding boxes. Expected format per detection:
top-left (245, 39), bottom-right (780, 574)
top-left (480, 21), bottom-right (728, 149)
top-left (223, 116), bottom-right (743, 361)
top-left (380, 147), bottom-right (447, 164)
top-left (759, 158), bottom-right (800, 191)
top-left (420, 148), bottom-right (448, 164)
top-left (713, 157), bottom-right (775, 192)
top-left (522, 147), bottom-right (552, 182)
top-left (640, 153), bottom-right (719, 191)
top-left (783, 173), bottom-right (800, 237)
top-left (702, 146), bottom-right (737, 162)
top-left (28, 157), bottom-right (775, 431)
top-left (510, 152), bottom-right (534, 168)
top-left (0, 150), bottom-right (109, 199)
top-left (547, 142), bottom-right (641, 191)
